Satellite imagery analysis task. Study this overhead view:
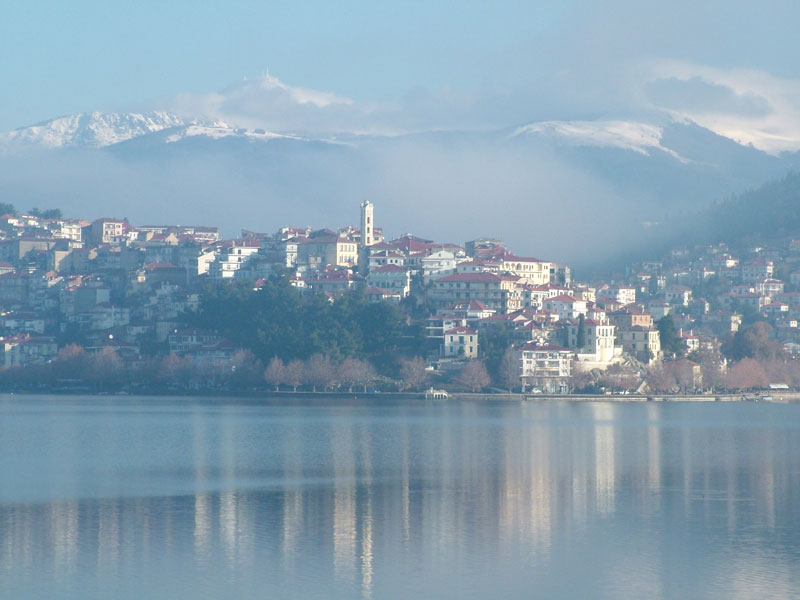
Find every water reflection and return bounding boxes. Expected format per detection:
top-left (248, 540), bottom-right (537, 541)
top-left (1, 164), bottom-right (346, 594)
top-left (0, 399), bottom-right (799, 599)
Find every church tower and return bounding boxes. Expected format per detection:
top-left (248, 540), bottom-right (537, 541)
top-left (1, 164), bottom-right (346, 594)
top-left (360, 200), bottom-right (374, 249)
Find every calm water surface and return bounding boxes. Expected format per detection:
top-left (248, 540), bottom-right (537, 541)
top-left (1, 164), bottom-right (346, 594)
top-left (1, 395), bottom-right (799, 599)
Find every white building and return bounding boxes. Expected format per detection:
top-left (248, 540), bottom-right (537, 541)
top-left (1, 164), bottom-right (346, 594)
top-left (565, 318), bottom-right (619, 366)
top-left (209, 240), bottom-right (261, 279)
top-left (543, 294), bottom-right (588, 320)
top-left (500, 254), bottom-right (551, 285)
top-left (443, 326), bottom-right (478, 358)
top-left (421, 250), bottom-right (456, 283)
top-left (367, 265), bottom-right (411, 297)
top-left (519, 344), bottom-right (572, 394)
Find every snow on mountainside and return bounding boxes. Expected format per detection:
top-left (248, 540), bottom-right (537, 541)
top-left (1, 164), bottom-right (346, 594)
top-left (163, 123), bottom-right (297, 143)
top-left (512, 120), bottom-right (685, 161)
top-left (0, 111), bottom-right (186, 148)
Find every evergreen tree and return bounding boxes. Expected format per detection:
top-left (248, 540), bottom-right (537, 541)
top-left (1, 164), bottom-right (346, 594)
top-left (656, 315), bottom-right (684, 357)
top-left (576, 314), bottom-right (586, 348)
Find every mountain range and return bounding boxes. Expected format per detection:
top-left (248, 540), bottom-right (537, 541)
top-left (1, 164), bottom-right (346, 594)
top-left (1, 110), bottom-right (798, 268)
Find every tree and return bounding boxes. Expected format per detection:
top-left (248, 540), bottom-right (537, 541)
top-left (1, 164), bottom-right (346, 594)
top-left (229, 349), bottom-right (263, 388)
top-left (598, 363), bottom-right (640, 392)
top-left (51, 343), bottom-right (88, 379)
top-left (722, 322), bottom-right (783, 362)
top-left (497, 348), bottom-right (519, 393)
top-left (671, 361), bottom-right (700, 393)
top-left (690, 346), bottom-right (727, 391)
top-left (656, 315), bottom-right (684, 358)
top-left (480, 324), bottom-right (513, 381)
top-left (87, 346), bottom-right (124, 389)
top-left (264, 357), bottom-right (286, 391)
top-left (41, 208), bottom-right (62, 219)
top-left (285, 359), bottom-right (304, 391)
top-left (338, 357), bottom-right (374, 393)
top-left (457, 360), bottom-right (490, 392)
top-left (304, 354), bottom-right (335, 392)
top-left (646, 362), bottom-right (680, 393)
top-left (29, 207), bottom-right (62, 219)
top-left (354, 360), bottom-right (376, 392)
top-left (158, 353), bottom-right (195, 388)
top-left (727, 358), bottom-right (768, 391)
top-left (399, 356), bottom-right (428, 391)
top-left (0, 202), bottom-right (16, 216)
top-left (576, 314), bottom-right (586, 349)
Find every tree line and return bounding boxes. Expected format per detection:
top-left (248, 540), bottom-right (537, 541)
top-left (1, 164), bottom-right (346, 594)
top-left (186, 277), bottom-right (421, 372)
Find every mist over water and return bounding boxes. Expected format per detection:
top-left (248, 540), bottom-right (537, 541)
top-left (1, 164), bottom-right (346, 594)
top-left (1, 396), bottom-right (798, 600)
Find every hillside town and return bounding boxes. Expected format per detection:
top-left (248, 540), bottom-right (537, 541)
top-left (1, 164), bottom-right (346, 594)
top-left (0, 200), bottom-right (798, 394)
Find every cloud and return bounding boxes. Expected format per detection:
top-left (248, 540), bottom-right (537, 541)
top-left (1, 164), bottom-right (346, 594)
top-left (643, 76), bottom-right (771, 118)
top-left (161, 59), bottom-right (800, 155)
top-left (168, 73), bottom-right (397, 136)
top-left (641, 61), bottom-right (800, 153)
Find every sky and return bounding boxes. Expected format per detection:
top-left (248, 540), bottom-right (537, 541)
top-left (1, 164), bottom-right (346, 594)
top-left (3, 1), bottom-right (800, 267)
top-left (4, 1), bottom-right (800, 150)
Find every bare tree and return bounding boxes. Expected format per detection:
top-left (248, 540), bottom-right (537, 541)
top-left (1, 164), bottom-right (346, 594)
top-left (264, 357), bottom-right (286, 391)
top-left (230, 349), bottom-right (263, 388)
top-left (305, 353), bottom-right (335, 392)
top-left (338, 358), bottom-right (360, 392)
top-left (727, 358), bottom-right (768, 391)
top-left (52, 343), bottom-right (88, 379)
top-left (285, 359), bottom-right (304, 392)
top-left (355, 360), bottom-right (377, 393)
top-left (671, 361), bottom-right (698, 393)
top-left (497, 348), bottom-right (520, 393)
top-left (158, 353), bottom-right (195, 387)
top-left (338, 358), bottom-right (375, 393)
top-left (458, 360), bottom-right (490, 392)
top-left (646, 363), bottom-right (676, 393)
top-left (599, 363), bottom-right (641, 393)
top-left (88, 346), bottom-right (124, 389)
top-left (399, 356), bottom-right (428, 391)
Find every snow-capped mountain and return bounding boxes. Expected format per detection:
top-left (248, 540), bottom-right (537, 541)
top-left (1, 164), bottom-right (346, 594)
top-left (511, 120), bottom-right (685, 161)
top-left (0, 111), bottom-right (322, 152)
top-left (2, 108), bottom-right (800, 268)
top-left (0, 111), bottom-right (187, 148)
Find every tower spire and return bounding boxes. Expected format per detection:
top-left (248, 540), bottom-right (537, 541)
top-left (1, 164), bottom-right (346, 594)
top-left (360, 200), bottom-right (374, 249)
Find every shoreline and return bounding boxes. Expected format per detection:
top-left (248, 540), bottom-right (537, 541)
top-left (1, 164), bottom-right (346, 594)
top-left (1, 389), bottom-right (798, 403)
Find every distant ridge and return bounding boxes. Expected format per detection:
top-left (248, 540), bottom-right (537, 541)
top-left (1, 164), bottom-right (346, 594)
top-left (0, 111), bottom-right (187, 148)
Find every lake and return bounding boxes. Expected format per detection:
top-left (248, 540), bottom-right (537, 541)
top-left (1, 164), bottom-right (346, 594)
top-left (1, 395), bottom-right (799, 599)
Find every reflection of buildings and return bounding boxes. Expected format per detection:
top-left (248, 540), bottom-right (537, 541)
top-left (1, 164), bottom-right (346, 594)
top-left (0, 403), bottom-right (795, 597)
top-left (592, 403), bottom-right (616, 515)
top-left (332, 421), bottom-right (357, 583)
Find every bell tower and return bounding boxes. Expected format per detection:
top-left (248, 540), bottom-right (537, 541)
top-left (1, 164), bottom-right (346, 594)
top-left (360, 200), bottom-right (374, 249)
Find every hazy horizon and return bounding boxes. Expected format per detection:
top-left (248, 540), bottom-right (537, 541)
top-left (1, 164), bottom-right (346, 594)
top-left (4, 2), bottom-right (800, 265)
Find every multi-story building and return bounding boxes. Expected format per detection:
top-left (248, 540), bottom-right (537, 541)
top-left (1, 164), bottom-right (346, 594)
top-left (0, 334), bottom-right (58, 367)
top-left (500, 254), bottom-right (551, 285)
top-left (564, 318), bottom-right (617, 364)
top-left (366, 265), bottom-right (411, 297)
top-left (741, 259), bottom-right (774, 283)
top-left (542, 294), bottom-right (588, 320)
top-left (443, 326), bottom-right (478, 358)
top-left (429, 272), bottom-right (521, 313)
top-left (617, 327), bottom-right (661, 363)
top-left (84, 218), bottom-right (126, 245)
top-left (208, 240), bottom-right (261, 279)
top-left (519, 343), bottom-right (572, 393)
top-left (296, 230), bottom-right (359, 269)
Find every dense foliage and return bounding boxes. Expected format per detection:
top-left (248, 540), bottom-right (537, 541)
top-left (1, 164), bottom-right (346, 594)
top-left (187, 276), bottom-right (417, 370)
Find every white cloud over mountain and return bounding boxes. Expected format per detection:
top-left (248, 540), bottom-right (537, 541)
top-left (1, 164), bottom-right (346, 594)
top-left (153, 64), bottom-right (800, 155)
top-left (641, 62), bottom-right (800, 153)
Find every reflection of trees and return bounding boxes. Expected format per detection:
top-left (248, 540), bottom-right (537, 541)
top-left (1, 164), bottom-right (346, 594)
top-left (0, 404), bottom-right (794, 597)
